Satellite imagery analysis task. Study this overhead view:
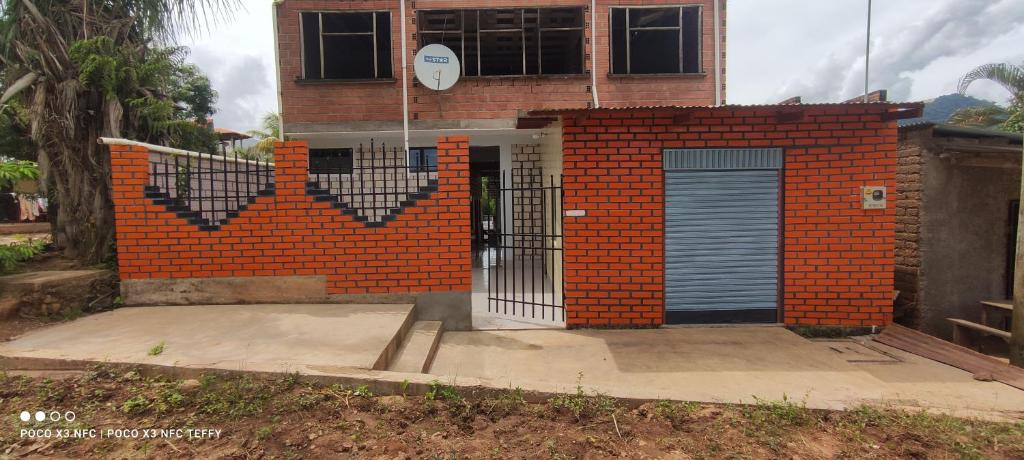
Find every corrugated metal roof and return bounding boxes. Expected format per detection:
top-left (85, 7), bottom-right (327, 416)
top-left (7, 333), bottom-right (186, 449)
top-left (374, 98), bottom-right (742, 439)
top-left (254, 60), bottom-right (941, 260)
top-left (528, 101), bottom-right (923, 116)
top-left (898, 121), bottom-right (1023, 143)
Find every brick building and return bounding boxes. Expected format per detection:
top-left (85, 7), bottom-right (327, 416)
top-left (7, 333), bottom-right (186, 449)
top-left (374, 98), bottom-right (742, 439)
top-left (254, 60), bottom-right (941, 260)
top-left (104, 0), bottom-right (921, 330)
top-left (895, 122), bottom-right (1023, 342)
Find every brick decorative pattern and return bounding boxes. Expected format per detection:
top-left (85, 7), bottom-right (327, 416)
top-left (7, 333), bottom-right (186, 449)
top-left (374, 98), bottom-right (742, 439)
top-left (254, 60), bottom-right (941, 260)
top-left (110, 137), bottom-right (472, 295)
top-left (561, 106), bottom-right (898, 328)
top-left (275, 0), bottom-right (725, 125)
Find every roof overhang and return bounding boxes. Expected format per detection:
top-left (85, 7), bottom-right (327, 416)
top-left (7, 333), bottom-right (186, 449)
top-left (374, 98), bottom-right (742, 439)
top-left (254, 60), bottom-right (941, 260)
top-left (519, 102), bottom-right (924, 128)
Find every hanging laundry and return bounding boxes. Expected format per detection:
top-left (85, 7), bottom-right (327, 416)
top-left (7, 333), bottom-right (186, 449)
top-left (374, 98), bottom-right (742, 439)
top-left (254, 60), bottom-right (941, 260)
top-left (17, 194), bottom-right (41, 221)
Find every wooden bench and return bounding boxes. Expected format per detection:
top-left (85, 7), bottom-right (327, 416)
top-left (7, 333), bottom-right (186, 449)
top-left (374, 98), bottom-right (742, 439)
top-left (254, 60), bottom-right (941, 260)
top-left (980, 300), bottom-right (1013, 329)
top-left (948, 318), bottom-right (1011, 349)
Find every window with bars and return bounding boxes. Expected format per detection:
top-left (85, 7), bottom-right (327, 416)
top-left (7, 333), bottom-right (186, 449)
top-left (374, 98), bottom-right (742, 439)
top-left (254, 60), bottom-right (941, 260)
top-left (610, 6), bottom-right (702, 75)
top-left (417, 8), bottom-right (585, 77)
top-left (408, 147), bottom-right (438, 173)
top-left (300, 11), bottom-right (393, 80)
top-left (309, 148), bottom-right (354, 174)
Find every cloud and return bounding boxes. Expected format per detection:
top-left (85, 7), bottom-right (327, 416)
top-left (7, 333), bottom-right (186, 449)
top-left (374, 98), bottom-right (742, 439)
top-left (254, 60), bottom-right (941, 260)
top-left (188, 49), bottom-right (273, 132)
top-left (180, 1), bottom-right (278, 132)
top-left (776, 0), bottom-right (1024, 103)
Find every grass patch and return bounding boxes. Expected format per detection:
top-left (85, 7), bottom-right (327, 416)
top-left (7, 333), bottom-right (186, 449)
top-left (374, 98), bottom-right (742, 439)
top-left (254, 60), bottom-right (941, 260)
top-left (255, 425), bottom-right (274, 442)
top-left (549, 374), bottom-right (618, 422)
top-left (121, 395), bottom-right (150, 414)
top-left (147, 342), bottom-right (165, 356)
top-left (742, 395), bottom-right (813, 427)
top-left (653, 400), bottom-right (700, 428)
top-left (425, 381), bottom-right (462, 402)
top-left (837, 405), bottom-right (1024, 458)
top-left (738, 395), bottom-right (816, 452)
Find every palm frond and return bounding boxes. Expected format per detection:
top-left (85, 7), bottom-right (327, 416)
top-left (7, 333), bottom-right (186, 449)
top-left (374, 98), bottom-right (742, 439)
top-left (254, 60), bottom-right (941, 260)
top-left (958, 63), bottom-right (1024, 97)
top-left (948, 105), bottom-right (1010, 129)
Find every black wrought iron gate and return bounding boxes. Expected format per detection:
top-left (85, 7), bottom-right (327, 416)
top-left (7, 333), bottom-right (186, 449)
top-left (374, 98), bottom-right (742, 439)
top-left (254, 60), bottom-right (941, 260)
top-left (482, 170), bottom-right (564, 322)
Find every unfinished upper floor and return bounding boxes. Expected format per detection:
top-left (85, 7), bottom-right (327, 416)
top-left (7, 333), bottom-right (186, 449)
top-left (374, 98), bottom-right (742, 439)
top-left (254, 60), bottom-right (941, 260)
top-left (274, 0), bottom-right (726, 134)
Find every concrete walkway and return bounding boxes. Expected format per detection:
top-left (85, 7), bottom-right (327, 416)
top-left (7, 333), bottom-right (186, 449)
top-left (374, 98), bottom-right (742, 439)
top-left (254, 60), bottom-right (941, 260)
top-left (0, 304), bottom-right (413, 372)
top-left (1, 306), bottom-right (1021, 421)
top-left (430, 327), bottom-right (1024, 419)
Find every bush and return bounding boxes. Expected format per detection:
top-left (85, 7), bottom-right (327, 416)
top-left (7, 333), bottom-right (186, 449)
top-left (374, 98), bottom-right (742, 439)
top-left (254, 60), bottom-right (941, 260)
top-left (0, 159), bottom-right (40, 189)
top-left (0, 237), bottom-right (45, 273)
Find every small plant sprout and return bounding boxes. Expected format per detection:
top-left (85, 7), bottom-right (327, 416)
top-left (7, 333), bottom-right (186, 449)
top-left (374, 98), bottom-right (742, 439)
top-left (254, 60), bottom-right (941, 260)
top-left (148, 342), bottom-right (165, 356)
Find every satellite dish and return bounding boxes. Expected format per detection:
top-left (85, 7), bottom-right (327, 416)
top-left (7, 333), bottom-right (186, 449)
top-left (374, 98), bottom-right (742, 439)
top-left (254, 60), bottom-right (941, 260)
top-left (414, 44), bottom-right (461, 91)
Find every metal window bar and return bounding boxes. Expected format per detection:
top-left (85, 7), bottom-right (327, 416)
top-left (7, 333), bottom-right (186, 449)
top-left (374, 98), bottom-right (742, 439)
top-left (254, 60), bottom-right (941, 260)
top-left (310, 11), bottom-right (389, 80)
top-left (419, 8), bottom-right (584, 77)
top-left (613, 6), bottom-right (699, 75)
top-left (148, 152), bottom-right (275, 229)
top-left (306, 142), bottom-right (437, 224)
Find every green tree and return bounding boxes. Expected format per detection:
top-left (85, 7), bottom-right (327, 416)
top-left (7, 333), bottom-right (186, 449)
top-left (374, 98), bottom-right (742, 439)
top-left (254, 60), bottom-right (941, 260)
top-left (954, 62), bottom-right (1024, 132)
top-left (0, 98), bottom-right (33, 161)
top-left (959, 61), bottom-right (1024, 367)
top-left (0, 159), bottom-right (40, 190)
top-left (0, 0), bottom-right (235, 264)
top-left (241, 112), bottom-right (282, 161)
top-left (947, 105), bottom-right (1010, 129)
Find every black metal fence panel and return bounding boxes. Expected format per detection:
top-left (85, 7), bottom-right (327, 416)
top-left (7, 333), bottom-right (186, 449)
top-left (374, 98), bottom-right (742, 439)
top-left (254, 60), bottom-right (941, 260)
top-left (147, 152), bottom-right (276, 231)
top-left (486, 171), bottom-right (564, 321)
top-left (305, 141), bottom-right (439, 227)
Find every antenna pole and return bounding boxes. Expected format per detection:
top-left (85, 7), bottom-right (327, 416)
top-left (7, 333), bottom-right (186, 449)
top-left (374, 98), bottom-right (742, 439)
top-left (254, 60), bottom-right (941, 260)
top-left (400, 0), bottom-right (411, 153)
top-left (864, 0), bottom-right (872, 103)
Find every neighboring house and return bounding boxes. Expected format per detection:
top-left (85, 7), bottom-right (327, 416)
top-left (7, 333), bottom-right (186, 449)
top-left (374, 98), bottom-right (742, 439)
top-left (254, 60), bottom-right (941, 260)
top-left (895, 122), bottom-right (1023, 341)
top-left (102, 1), bottom-right (923, 332)
top-left (214, 127), bottom-right (252, 155)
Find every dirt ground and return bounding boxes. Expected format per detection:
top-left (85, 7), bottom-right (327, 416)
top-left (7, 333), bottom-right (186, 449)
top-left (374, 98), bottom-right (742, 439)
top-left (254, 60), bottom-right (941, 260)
top-left (1, 369), bottom-right (1022, 459)
top-left (0, 317), bottom-right (48, 342)
top-left (8, 247), bottom-right (85, 274)
top-left (1, 246), bottom-right (117, 341)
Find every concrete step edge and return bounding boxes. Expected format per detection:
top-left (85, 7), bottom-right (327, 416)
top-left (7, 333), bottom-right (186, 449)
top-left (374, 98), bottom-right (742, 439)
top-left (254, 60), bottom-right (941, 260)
top-left (386, 321), bottom-right (445, 374)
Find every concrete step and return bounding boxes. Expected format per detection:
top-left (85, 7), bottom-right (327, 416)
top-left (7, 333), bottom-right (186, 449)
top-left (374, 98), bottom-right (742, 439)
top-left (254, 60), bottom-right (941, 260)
top-left (387, 321), bottom-right (444, 373)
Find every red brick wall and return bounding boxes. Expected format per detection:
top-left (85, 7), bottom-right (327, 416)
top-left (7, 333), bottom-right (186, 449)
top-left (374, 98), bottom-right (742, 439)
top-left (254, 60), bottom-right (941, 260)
top-left (110, 138), bottom-right (471, 295)
top-left (561, 105), bottom-right (898, 327)
top-left (276, 0), bottom-right (724, 125)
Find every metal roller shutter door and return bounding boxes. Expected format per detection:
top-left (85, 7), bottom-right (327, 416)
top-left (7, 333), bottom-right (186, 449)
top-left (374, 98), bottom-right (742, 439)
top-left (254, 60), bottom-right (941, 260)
top-left (664, 149), bottom-right (781, 324)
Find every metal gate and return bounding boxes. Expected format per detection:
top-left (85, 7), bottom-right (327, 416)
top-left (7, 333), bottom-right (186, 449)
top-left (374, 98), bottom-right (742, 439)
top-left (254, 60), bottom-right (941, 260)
top-left (664, 148), bottom-right (782, 324)
top-left (482, 170), bottom-right (564, 322)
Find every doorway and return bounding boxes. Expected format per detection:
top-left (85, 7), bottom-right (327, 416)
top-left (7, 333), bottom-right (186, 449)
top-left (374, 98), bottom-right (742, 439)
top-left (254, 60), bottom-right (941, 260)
top-left (470, 146), bottom-right (564, 329)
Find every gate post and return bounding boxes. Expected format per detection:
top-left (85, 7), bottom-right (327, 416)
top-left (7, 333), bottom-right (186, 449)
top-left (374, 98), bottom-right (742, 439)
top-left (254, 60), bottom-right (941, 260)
top-left (436, 136), bottom-right (472, 292)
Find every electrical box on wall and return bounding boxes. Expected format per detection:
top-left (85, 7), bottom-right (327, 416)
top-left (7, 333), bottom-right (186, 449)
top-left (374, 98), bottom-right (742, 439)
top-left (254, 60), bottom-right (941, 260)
top-left (862, 186), bottom-right (887, 209)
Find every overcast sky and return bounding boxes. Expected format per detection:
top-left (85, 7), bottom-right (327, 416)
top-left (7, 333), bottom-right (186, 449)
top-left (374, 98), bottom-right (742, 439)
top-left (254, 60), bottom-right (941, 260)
top-left (182, 0), bottom-right (1024, 132)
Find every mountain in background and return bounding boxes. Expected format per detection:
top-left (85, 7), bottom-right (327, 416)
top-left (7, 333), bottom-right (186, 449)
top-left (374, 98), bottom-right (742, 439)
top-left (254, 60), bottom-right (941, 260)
top-left (899, 93), bottom-right (998, 126)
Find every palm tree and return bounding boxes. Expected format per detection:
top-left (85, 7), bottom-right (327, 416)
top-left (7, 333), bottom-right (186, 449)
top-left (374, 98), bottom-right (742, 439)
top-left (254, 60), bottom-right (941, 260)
top-left (243, 112), bottom-right (282, 161)
top-left (956, 62), bottom-right (1024, 132)
top-left (959, 62), bottom-right (1024, 366)
top-left (947, 105), bottom-right (1010, 129)
top-left (0, 0), bottom-right (237, 264)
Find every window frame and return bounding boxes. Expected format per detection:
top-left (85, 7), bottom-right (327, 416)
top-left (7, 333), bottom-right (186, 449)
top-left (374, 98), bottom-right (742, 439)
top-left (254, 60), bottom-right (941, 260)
top-left (309, 148), bottom-right (355, 175)
top-left (608, 5), bottom-right (703, 76)
top-left (408, 147), bottom-right (438, 173)
top-left (299, 10), bottom-right (393, 81)
top-left (416, 7), bottom-right (587, 78)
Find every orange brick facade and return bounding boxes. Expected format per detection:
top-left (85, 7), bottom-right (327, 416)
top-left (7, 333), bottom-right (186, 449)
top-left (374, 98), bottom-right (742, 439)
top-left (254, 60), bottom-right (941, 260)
top-left (558, 105), bottom-right (902, 328)
top-left (110, 138), bottom-right (471, 295)
top-left (276, 0), bottom-right (724, 126)
top-left (109, 107), bottom-right (908, 329)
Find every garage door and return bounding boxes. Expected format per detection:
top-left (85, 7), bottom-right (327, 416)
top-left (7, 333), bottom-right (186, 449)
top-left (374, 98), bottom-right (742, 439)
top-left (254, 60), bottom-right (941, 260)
top-left (664, 149), bottom-right (782, 324)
